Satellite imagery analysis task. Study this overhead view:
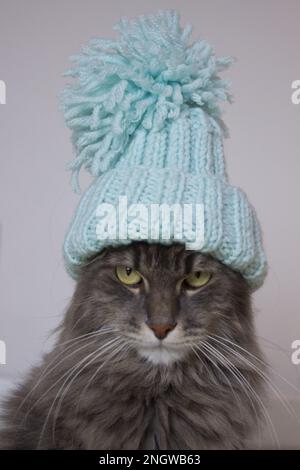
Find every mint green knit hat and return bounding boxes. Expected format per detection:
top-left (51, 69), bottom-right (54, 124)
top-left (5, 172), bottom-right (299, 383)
top-left (61, 10), bottom-right (267, 289)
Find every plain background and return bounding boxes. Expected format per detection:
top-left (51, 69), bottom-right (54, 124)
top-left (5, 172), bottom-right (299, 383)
top-left (0, 0), bottom-right (300, 448)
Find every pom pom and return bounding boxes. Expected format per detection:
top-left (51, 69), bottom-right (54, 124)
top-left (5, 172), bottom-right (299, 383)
top-left (61, 10), bottom-right (233, 192)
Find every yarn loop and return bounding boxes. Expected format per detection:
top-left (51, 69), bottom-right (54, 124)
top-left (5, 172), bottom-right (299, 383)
top-left (61, 10), bottom-right (233, 191)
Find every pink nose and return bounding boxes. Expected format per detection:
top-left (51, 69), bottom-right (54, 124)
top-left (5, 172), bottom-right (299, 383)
top-left (148, 323), bottom-right (177, 340)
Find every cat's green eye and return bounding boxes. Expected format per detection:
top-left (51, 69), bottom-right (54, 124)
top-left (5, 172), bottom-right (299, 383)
top-left (116, 266), bottom-right (142, 286)
top-left (184, 271), bottom-right (211, 288)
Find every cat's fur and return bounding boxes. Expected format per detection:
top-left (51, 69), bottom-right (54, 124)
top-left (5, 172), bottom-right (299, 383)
top-left (0, 243), bottom-right (265, 449)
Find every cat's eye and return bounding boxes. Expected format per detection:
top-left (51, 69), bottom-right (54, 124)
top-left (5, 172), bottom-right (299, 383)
top-left (116, 266), bottom-right (142, 286)
top-left (184, 271), bottom-right (211, 288)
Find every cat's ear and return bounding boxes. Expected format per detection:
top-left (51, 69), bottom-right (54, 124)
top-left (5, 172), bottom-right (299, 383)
top-left (60, 10), bottom-right (234, 192)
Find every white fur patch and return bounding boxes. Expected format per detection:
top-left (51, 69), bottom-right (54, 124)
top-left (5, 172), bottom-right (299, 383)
top-left (138, 345), bottom-right (185, 365)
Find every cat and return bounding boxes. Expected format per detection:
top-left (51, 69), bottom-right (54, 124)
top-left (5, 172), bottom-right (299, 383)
top-left (0, 242), bottom-right (265, 449)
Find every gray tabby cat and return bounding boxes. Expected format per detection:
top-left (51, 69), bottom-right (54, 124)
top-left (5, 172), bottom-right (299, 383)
top-left (0, 242), bottom-right (265, 449)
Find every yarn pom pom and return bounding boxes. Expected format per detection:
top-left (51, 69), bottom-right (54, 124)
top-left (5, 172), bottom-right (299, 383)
top-left (61, 10), bottom-right (233, 192)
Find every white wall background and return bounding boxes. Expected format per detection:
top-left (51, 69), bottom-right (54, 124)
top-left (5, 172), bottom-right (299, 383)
top-left (0, 0), bottom-right (300, 448)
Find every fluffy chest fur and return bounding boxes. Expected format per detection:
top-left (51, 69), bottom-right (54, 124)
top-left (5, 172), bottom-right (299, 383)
top-left (67, 361), bottom-right (257, 450)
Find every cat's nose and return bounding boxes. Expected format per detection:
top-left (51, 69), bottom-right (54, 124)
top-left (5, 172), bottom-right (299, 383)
top-left (148, 323), bottom-right (177, 340)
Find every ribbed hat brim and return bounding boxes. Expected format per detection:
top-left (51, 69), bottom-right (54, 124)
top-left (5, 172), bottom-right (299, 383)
top-left (63, 165), bottom-right (267, 289)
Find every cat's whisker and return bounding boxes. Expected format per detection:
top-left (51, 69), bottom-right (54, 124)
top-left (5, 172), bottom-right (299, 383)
top-left (22, 337), bottom-right (106, 426)
top-left (213, 334), bottom-right (300, 395)
top-left (198, 342), bottom-right (265, 449)
top-left (189, 345), bottom-right (214, 381)
top-left (70, 310), bottom-right (93, 331)
top-left (257, 335), bottom-right (300, 386)
top-left (191, 342), bottom-right (254, 444)
top-left (190, 345), bottom-right (222, 389)
top-left (202, 341), bottom-right (280, 449)
top-left (84, 342), bottom-right (129, 395)
top-left (193, 342), bottom-right (263, 447)
top-left (16, 327), bottom-right (116, 417)
top-left (191, 343), bottom-right (244, 410)
top-left (58, 327), bottom-right (117, 348)
top-left (210, 334), bottom-right (300, 426)
top-left (16, 338), bottom-right (99, 420)
top-left (25, 334), bottom-right (120, 427)
top-left (51, 337), bottom-right (125, 446)
top-left (74, 340), bottom-right (130, 417)
top-left (40, 337), bottom-right (123, 449)
top-left (208, 335), bottom-right (300, 429)
top-left (256, 336), bottom-right (300, 385)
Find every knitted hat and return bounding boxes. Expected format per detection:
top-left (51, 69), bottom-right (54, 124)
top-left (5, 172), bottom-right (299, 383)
top-left (61, 10), bottom-right (267, 289)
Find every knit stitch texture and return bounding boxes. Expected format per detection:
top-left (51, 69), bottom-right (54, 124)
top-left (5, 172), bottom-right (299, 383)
top-left (61, 10), bottom-right (267, 289)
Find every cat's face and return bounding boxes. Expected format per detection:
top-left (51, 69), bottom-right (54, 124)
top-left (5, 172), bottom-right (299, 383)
top-left (71, 242), bottom-right (252, 366)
